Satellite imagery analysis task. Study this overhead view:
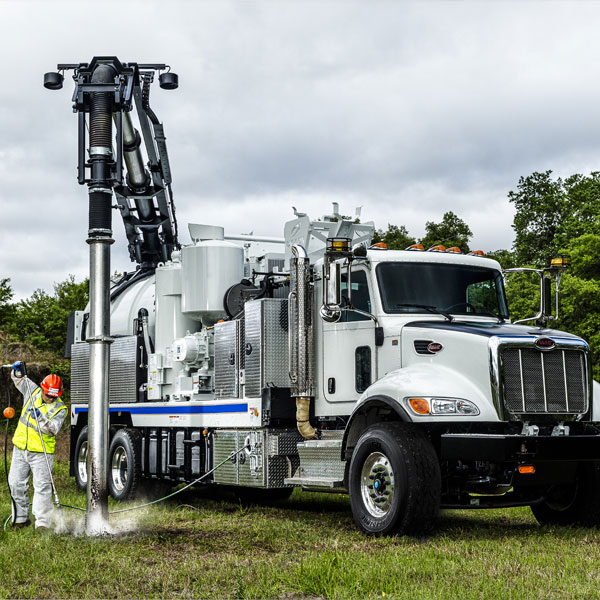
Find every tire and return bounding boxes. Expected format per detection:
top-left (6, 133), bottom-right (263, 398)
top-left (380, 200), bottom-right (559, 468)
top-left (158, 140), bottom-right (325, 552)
top-left (73, 426), bottom-right (88, 491)
top-left (139, 478), bottom-right (174, 500)
top-left (531, 462), bottom-right (600, 527)
top-left (108, 428), bottom-right (142, 501)
top-left (348, 422), bottom-right (441, 536)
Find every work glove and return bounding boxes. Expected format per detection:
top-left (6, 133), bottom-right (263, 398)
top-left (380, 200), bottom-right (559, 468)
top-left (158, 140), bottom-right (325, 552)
top-left (29, 407), bottom-right (43, 421)
top-left (12, 361), bottom-right (24, 378)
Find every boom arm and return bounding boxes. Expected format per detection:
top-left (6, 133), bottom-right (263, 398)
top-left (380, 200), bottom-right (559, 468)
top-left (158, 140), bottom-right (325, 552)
top-left (48, 57), bottom-right (180, 269)
top-left (114, 70), bottom-right (179, 268)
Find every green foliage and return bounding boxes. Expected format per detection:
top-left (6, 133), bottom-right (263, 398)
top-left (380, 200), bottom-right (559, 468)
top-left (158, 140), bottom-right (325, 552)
top-left (486, 249), bottom-right (517, 270)
top-left (6, 275), bottom-right (88, 355)
top-left (0, 279), bottom-right (14, 328)
top-left (372, 223), bottom-right (415, 249)
top-left (420, 211), bottom-right (472, 252)
top-left (509, 171), bottom-right (600, 267)
top-left (0, 276), bottom-right (87, 405)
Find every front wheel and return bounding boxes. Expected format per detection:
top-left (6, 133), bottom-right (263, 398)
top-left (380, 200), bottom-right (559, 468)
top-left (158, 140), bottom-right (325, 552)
top-left (531, 462), bottom-right (600, 526)
top-left (108, 428), bottom-right (142, 501)
top-left (348, 422), bottom-right (441, 536)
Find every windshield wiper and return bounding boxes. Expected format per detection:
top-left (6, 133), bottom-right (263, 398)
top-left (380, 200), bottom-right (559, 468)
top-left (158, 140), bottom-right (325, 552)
top-left (394, 303), bottom-right (454, 322)
top-left (473, 310), bottom-right (505, 323)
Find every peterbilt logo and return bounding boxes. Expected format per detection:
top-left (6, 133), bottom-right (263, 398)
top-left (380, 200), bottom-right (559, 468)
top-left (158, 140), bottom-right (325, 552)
top-left (535, 337), bottom-right (555, 350)
top-left (427, 342), bottom-right (443, 354)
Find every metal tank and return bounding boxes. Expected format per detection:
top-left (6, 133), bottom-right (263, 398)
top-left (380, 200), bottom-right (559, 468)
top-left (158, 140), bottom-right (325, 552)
top-left (181, 230), bottom-right (244, 326)
top-left (155, 257), bottom-right (198, 398)
top-left (110, 274), bottom-right (156, 337)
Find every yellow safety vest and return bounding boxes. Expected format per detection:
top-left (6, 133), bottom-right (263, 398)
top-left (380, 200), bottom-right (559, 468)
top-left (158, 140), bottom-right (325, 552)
top-left (12, 387), bottom-right (66, 454)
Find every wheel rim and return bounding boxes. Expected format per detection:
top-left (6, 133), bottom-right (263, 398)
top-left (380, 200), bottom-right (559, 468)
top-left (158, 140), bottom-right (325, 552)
top-left (111, 445), bottom-right (128, 492)
top-left (77, 440), bottom-right (88, 485)
top-left (360, 451), bottom-right (395, 518)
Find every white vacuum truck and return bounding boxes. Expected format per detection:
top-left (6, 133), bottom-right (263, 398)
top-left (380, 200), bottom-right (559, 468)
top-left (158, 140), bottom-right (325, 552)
top-left (55, 58), bottom-right (600, 536)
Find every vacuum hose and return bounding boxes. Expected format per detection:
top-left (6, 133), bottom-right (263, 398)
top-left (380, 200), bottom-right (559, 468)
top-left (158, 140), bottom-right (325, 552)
top-left (88, 63), bottom-right (116, 237)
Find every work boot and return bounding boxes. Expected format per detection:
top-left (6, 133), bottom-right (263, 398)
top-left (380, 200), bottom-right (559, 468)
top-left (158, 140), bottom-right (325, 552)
top-left (11, 519), bottom-right (31, 529)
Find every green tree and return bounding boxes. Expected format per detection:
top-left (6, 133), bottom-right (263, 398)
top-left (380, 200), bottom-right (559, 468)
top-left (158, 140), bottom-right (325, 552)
top-left (8, 275), bottom-right (88, 355)
top-left (486, 249), bottom-right (517, 270)
top-left (420, 211), bottom-right (472, 252)
top-left (372, 224), bottom-right (415, 250)
top-left (0, 278), bottom-right (14, 329)
top-left (509, 171), bottom-right (600, 267)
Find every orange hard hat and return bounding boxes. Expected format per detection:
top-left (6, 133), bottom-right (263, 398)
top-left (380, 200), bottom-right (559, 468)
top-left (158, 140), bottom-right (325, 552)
top-left (41, 374), bottom-right (63, 398)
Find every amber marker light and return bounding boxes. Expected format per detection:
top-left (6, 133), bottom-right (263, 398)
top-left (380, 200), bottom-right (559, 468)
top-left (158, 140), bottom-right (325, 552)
top-left (327, 237), bottom-right (351, 252)
top-left (551, 256), bottom-right (569, 268)
top-left (428, 245), bottom-right (446, 252)
top-left (469, 250), bottom-right (486, 256)
top-left (406, 243), bottom-right (424, 251)
top-left (371, 242), bottom-right (387, 249)
top-left (518, 465), bottom-right (535, 475)
top-left (446, 247), bottom-right (462, 253)
top-left (408, 398), bottom-right (430, 415)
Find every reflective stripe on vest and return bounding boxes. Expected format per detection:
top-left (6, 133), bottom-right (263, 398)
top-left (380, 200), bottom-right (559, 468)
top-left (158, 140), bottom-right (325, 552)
top-left (12, 387), bottom-right (66, 454)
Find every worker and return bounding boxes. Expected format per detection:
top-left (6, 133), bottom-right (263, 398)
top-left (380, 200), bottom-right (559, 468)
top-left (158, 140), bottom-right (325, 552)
top-left (8, 361), bottom-right (67, 530)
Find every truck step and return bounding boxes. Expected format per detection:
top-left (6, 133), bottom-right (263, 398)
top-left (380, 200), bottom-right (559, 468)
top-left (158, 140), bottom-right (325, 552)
top-left (284, 436), bottom-right (346, 489)
top-left (283, 475), bottom-right (344, 489)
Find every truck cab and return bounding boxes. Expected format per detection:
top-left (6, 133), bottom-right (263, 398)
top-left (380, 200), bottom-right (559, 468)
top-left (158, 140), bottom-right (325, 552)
top-left (306, 242), bottom-right (595, 535)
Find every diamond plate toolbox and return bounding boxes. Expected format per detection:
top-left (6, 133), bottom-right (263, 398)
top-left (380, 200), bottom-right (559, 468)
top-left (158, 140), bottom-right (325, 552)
top-left (212, 428), bottom-right (301, 488)
top-left (244, 299), bottom-right (290, 398)
top-left (214, 320), bottom-right (241, 398)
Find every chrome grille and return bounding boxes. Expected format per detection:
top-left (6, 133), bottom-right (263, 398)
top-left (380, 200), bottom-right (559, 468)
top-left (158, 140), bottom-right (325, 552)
top-left (501, 347), bottom-right (587, 414)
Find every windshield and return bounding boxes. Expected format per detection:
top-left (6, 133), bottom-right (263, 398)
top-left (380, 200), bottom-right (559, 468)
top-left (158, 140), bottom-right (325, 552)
top-left (376, 262), bottom-right (509, 318)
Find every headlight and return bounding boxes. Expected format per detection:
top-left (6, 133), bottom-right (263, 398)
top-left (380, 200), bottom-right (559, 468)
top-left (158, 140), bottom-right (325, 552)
top-left (405, 397), bottom-right (480, 416)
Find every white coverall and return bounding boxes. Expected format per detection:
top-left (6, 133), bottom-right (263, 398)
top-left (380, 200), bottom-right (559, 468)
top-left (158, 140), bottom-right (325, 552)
top-left (8, 373), bottom-right (66, 528)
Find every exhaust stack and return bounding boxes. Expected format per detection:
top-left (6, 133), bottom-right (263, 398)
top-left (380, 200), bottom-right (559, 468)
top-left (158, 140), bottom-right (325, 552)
top-left (289, 245), bottom-right (317, 439)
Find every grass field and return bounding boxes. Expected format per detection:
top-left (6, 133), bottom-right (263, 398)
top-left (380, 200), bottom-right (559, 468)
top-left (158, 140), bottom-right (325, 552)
top-left (1, 433), bottom-right (600, 599)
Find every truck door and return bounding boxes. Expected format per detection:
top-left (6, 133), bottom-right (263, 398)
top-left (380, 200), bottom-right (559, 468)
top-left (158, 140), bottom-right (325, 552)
top-left (322, 268), bottom-right (376, 404)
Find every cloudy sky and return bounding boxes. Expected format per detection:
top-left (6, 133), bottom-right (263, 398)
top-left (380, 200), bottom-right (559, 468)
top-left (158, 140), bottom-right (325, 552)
top-left (2, 0), bottom-right (600, 300)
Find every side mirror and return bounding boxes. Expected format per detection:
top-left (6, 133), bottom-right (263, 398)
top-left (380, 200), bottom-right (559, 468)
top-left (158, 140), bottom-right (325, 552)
top-left (320, 261), bottom-right (342, 323)
top-left (505, 256), bottom-right (568, 327)
top-left (542, 276), bottom-right (552, 317)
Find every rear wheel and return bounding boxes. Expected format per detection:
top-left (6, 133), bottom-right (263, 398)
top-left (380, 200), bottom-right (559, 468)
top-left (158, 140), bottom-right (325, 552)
top-left (349, 422), bottom-right (440, 536)
top-left (531, 462), bottom-right (600, 526)
top-left (74, 426), bottom-right (88, 491)
top-left (108, 428), bottom-right (142, 501)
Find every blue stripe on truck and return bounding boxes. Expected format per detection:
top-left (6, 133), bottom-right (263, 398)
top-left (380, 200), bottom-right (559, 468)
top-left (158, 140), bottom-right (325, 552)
top-left (73, 404), bottom-right (248, 415)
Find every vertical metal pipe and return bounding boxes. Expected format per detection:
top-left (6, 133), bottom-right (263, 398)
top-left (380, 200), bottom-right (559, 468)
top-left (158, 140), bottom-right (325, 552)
top-left (86, 234), bottom-right (114, 535)
top-left (85, 62), bottom-right (117, 536)
top-left (289, 245), bottom-right (317, 439)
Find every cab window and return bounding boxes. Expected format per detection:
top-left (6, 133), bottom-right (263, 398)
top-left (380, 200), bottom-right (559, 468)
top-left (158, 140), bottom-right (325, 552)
top-left (341, 270), bottom-right (371, 322)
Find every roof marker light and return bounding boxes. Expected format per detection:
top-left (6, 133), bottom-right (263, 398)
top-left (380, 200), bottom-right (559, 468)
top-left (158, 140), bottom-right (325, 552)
top-left (446, 247), bottom-right (462, 254)
top-left (406, 243), bottom-right (424, 251)
top-left (469, 250), bottom-right (486, 256)
top-left (428, 244), bottom-right (446, 252)
top-left (371, 242), bottom-right (387, 249)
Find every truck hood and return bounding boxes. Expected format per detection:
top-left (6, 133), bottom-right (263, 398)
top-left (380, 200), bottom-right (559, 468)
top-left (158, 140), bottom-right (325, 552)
top-left (402, 320), bottom-right (584, 341)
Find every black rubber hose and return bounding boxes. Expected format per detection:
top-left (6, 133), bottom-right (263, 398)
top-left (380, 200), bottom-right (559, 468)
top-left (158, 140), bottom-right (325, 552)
top-left (88, 63), bottom-right (116, 236)
top-left (88, 191), bottom-right (112, 232)
top-left (89, 64), bottom-right (116, 149)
